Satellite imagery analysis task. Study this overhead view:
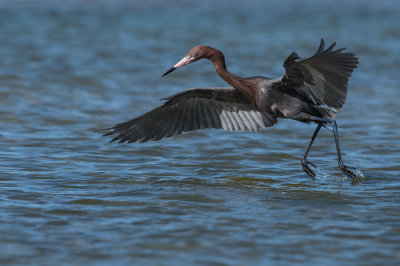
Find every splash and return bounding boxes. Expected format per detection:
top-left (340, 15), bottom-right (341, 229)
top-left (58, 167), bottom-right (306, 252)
top-left (314, 168), bottom-right (365, 183)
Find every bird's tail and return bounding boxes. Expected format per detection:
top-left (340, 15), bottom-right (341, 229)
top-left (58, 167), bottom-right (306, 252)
top-left (313, 106), bottom-right (337, 120)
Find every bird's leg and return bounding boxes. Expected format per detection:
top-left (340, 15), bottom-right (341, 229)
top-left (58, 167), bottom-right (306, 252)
top-left (301, 123), bottom-right (322, 179)
top-left (329, 120), bottom-right (359, 180)
top-left (311, 117), bottom-right (359, 180)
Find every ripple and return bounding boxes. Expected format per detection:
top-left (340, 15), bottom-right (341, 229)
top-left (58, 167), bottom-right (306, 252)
top-left (1, 3), bottom-right (400, 266)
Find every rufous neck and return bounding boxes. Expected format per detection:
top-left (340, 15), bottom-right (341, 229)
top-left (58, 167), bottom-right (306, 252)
top-left (210, 55), bottom-right (242, 87)
top-left (208, 52), bottom-right (256, 104)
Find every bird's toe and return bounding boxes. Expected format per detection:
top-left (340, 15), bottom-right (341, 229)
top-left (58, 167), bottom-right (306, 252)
top-left (341, 165), bottom-right (364, 181)
top-left (302, 160), bottom-right (317, 179)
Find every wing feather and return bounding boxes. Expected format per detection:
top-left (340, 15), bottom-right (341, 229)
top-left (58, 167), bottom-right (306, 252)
top-left (197, 102), bottom-right (206, 129)
top-left (242, 110), bottom-right (257, 131)
top-left (226, 110), bottom-right (240, 131)
top-left (184, 101), bottom-right (194, 132)
top-left (279, 39), bottom-right (358, 109)
top-left (220, 109), bottom-right (233, 131)
top-left (104, 87), bottom-right (277, 143)
top-left (209, 104), bottom-right (222, 128)
top-left (176, 103), bottom-right (188, 135)
top-left (201, 102), bottom-right (214, 128)
top-left (250, 110), bottom-right (265, 128)
top-left (238, 110), bottom-right (252, 131)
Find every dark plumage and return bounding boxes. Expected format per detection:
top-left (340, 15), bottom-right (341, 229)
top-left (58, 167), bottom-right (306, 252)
top-left (104, 39), bottom-right (360, 180)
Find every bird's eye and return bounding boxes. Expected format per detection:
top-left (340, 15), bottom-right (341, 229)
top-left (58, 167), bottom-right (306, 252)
top-left (189, 54), bottom-right (195, 59)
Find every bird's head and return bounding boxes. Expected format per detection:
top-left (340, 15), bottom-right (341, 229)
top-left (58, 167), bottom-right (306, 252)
top-left (162, 45), bottom-right (217, 77)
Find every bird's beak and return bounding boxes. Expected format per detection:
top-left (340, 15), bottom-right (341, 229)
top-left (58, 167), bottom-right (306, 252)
top-left (162, 67), bottom-right (176, 77)
top-left (162, 56), bottom-right (192, 77)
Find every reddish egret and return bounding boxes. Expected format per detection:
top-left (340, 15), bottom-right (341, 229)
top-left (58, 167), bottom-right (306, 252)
top-left (104, 39), bottom-right (360, 180)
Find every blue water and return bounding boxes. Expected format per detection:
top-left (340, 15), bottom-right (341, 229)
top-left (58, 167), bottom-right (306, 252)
top-left (1, 1), bottom-right (400, 265)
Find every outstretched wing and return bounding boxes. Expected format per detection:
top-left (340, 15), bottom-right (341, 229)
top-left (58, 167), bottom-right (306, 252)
top-left (104, 87), bottom-right (277, 143)
top-left (279, 39), bottom-right (358, 110)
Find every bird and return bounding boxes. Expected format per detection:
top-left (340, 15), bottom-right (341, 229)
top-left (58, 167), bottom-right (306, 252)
top-left (103, 39), bottom-right (360, 180)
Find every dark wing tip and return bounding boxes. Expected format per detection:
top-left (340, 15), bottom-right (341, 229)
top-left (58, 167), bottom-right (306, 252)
top-left (100, 126), bottom-right (115, 137)
top-left (283, 51), bottom-right (301, 68)
top-left (326, 42), bottom-right (336, 52)
top-left (316, 39), bottom-right (338, 55)
top-left (102, 130), bottom-right (120, 142)
top-left (102, 131), bottom-right (113, 137)
top-left (99, 125), bottom-right (122, 142)
top-left (110, 137), bottom-right (118, 143)
top-left (317, 38), bottom-right (325, 53)
top-left (289, 51), bottom-right (300, 60)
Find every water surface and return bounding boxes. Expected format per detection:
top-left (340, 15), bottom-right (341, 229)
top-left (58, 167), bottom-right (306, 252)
top-left (1, 1), bottom-right (400, 265)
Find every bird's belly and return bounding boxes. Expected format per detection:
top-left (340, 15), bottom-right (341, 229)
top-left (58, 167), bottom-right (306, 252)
top-left (257, 88), bottom-right (309, 119)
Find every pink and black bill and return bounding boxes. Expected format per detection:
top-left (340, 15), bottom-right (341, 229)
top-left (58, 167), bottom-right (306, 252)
top-left (162, 55), bottom-right (194, 77)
